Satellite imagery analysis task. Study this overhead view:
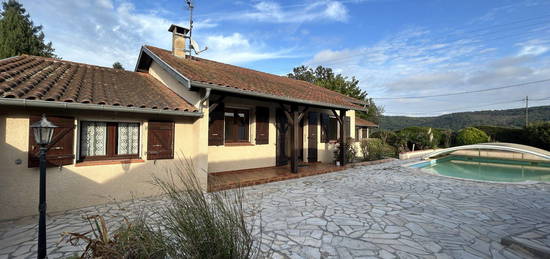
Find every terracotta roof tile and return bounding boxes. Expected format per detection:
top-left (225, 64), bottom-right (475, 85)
top-left (145, 46), bottom-right (365, 110)
top-left (355, 117), bottom-right (378, 127)
top-left (0, 55), bottom-right (197, 112)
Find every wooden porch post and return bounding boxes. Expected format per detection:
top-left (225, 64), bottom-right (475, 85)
top-left (290, 104), bottom-right (299, 173)
top-left (339, 109), bottom-right (346, 166)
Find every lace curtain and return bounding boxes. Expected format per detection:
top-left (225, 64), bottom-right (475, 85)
top-left (81, 122), bottom-right (107, 156)
top-left (118, 123), bottom-right (139, 155)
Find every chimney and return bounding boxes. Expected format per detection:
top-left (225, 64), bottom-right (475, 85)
top-left (168, 24), bottom-right (190, 58)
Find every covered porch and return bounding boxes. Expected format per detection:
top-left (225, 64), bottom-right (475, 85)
top-left (206, 89), bottom-right (362, 175)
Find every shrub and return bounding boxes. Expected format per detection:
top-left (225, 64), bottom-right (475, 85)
top-left (334, 137), bottom-right (358, 163)
top-left (370, 130), bottom-right (396, 144)
top-left (454, 127), bottom-right (490, 146)
top-left (360, 138), bottom-right (396, 160)
top-left (438, 129), bottom-right (453, 148)
top-left (524, 122), bottom-right (550, 151)
top-left (397, 127), bottom-right (434, 150)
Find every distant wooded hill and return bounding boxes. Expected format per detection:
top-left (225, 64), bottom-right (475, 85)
top-left (380, 105), bottom-right (550, 130)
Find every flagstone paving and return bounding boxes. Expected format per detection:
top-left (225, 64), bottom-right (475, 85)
top-left (1, 159), bottom-right (550, 258)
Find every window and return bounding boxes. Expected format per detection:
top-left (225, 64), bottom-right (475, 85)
top-left (362, 128), bottom-right (369, 139)
top-left (79, 121), bottom-right (140, 161)
top-left (327, 117), bottom-right (338, 141)
top-left (224, 108), bottom-right (250, 143)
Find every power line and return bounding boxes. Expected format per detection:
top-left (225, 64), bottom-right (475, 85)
top-left (372, 79), bottom-right (550, 100)
top-left (383, 98), bottom-right (525, 116)
top-left (530, 96), bottom-right (550, 101)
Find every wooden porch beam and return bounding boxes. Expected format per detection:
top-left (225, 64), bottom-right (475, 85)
top-left (297, 107), bottom-right (309, 123)
top-left (209, 96), bottom-right (226, 111)
top-left (339, 109), bottom-right (347, 166)
top-left (279, 103), bottom-right (294, 125)
top-left (290, 105), bottom-right (300, 173)
top-left (331, 109), bottom-right (343, 125)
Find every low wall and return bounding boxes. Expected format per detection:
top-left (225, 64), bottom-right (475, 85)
top-left (452, 150), bottom-right (547, 162)
top-left (399, 149), bottom-right (440, 160)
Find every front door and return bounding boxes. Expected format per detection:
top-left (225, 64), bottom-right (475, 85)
top-left (276, 109), bottom-right (289, 166)
top-left (307, 112), bottom-right (318, 162)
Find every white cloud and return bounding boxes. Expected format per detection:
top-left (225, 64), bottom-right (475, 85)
top-left (96, 0), bottom-right (113, 9)
top-left (200, 33), bottom-right (296, 64)
top-left (194, 19), bottom-right (218, 29)
top-left (306, 26), bottom-right (550, 116)
top-left (224, 1), bottom-right (348, 23)
top-left (19, 0), bottom-right (290, 69)
top-left (323, 2), bottom-right (348, 22)
top-left (518, 42), bottom-right (550, 56)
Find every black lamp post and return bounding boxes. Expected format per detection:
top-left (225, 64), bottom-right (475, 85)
top-left (30, 114), bottom-right (57, 259)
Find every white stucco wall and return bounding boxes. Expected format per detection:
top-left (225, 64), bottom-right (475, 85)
top-left (0, 111), bottom-right (205, 221)
top-left (148, 61), bottom-right (201, 107)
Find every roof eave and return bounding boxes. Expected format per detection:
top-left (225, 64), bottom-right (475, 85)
top-left (0, 98), bottom-right (203, 117)
top-left (191, 81), bottom-right (367, 111)
top-left (137, 46), bottom-right (192, 89)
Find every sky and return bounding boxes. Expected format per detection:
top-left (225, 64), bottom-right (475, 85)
top-left (17, 0), bottom-right (550, 116)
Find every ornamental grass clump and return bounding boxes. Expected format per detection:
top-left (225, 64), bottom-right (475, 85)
top-left (61, 214), bottom-right (168, 258)
top-left (62, 157), bottom-right (263, 259)
top-left (152, 158), bottom-right (261, 259)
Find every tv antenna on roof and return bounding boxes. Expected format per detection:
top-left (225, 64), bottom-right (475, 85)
top-left (185, 0), bottom-right (208, 57)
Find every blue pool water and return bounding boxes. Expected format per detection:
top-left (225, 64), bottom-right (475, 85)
top-left (410, 156), bottom-right (550, 182)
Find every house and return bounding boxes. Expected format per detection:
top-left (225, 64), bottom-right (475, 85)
top-left (355, 117), bottom-right (379, 140)
top-left (0, 25), bottom-right (367, 220)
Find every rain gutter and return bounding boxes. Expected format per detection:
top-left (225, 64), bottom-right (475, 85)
top-left (0, 98), bottom-right (203, 117)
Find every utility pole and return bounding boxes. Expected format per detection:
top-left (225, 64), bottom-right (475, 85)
top-left (525, 96), bottom-right (529, 127)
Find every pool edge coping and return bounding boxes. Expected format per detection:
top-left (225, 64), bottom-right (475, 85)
top-left (402, 159), bottom-right (550, 185)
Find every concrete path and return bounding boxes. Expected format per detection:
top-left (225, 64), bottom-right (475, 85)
top-left (1, 159), bottom-right (550, 258)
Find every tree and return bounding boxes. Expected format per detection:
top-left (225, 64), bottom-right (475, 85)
top-left (364, 98), bottom-right (384, 124)
top-left (288, 65), bottom-right (383, 123)
top-left (0, 0), bottom-right (55, 58)
top-left (112, 62), bottom-right (124, 70)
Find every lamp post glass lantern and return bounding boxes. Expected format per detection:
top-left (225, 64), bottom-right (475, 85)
top-left (31, 115), bottom-right (57, 145)
top-left (30, 114), bottom-right (57, 259)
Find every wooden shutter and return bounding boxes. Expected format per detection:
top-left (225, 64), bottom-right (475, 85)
top-left (344, 116), bottom-right (351, 140)
top-left (208, 103), bottom-right (224, 146)
top-left (320, 113), bottom-right (329, 143)
top-left (147, 121), bottom-right (174, 160)
top-left (28, 116), bottom-right (75, 168)
top-left (255, 107), bottom-right (269, 145)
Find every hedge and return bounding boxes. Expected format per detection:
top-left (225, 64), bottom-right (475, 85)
top-left (475, 125), bottom-right (524, 143)
top-left (524, 122), bottom-right (550, 151)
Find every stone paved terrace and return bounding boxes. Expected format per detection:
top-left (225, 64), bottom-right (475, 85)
top-left (1, 159), bottom-right (550, 258)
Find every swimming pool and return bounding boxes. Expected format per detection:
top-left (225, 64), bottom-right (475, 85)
top-left (410, 155), bottom-right (550, 183)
